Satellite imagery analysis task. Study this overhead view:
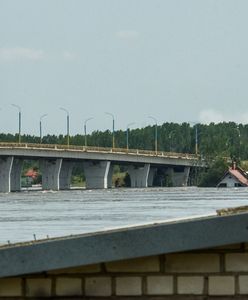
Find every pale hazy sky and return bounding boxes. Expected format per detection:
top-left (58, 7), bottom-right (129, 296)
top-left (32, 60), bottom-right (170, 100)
top-left (1, 0), bottom-right (248, 135)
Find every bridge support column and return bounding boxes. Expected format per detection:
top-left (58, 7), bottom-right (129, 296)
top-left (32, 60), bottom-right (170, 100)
top-left (59, 161), bottom-right (74, 190)
top-left (148, 167), bottom-right (157, 187)
top-left (83, 161), bottom-right (111, 189)
top-left (0, 157), bottom-right (13, 193)
top-left (167, 166), bottom-right (190, 187)
top-left (107, 165), bottom-right (114, 188)
top-left (11, 158), bottom-right (23, 192)
top-left (128, 164), bottom-right (150, 188)
top-left (40, 159), bottom-right (62, 190)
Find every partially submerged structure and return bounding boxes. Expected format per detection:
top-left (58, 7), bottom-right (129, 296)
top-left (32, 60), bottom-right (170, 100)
top-left (0, 208), bottom-right (248, 298)
top-left (217, 163), bottom-right (248, 187)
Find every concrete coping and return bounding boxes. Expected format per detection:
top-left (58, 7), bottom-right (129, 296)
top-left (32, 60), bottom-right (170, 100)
top-left (0, 209), bottom-right (248, 277)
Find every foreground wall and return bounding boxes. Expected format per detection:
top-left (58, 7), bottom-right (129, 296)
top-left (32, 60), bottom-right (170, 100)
top-left (1, 243), bottom-right (248, 298)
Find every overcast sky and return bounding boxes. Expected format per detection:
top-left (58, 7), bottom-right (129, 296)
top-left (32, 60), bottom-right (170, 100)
top-left (1, 0), bottom-right (248, 135)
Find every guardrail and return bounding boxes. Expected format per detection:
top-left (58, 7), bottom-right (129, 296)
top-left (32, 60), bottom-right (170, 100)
top-left (0, 142), bottom-right (199, 160)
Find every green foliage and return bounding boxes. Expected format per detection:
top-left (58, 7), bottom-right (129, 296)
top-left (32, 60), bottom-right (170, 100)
top-left (241, 161), bottom-right (248, 170)
top-left (0, 121), bottom-right (246, 188)
top-left (0, 122), bottom-right (245, 160)
top-left (123, 173), bottom-right (131, 187)
top-left (198, 158), bottom-right (229, 187)
top-left (33, 173), bottom-right (42, 185)
top-left (71, 175), bottom-right (85, 187)
top-left (112, 172), bottom-right (126, 187)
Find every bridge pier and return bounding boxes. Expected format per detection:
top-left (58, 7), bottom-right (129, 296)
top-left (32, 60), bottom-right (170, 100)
top-left (83, 161), bottom-right (112, 189)
top-left (148, 167), bottom-right (157, 187)
top-left (40, 159), bottom-right (62, 190)
top-left (128, 164), bottom-right (150, 188)
top-left (167, 166), bottom-right (190, 187)
top-left (107, 165), bottom-right (114, 188)
top-left (0, 157), bottom-right (13, 193)
top-left (59, 160), bottom-right (74, 190)
top-left (11, 158), bottom-right (23, 192)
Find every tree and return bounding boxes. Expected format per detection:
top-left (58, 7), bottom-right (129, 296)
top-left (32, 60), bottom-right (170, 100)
top-left (198, 158), bottom-right (228, 187)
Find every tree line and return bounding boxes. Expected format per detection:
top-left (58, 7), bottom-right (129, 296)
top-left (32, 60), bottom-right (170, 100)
top-left (2, 121), bottom-right (245, 186)
top-left (0, 121), bottom-right (246, 160)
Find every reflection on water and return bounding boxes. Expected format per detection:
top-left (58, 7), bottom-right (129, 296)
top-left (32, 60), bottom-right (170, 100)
top-left (0, 187), bottom-right (248, 244)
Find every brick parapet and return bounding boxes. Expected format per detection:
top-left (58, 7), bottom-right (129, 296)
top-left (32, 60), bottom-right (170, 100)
top-left (0, 243), bottom-right (248, 298)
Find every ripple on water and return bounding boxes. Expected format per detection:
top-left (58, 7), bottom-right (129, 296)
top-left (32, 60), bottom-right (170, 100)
top-left (0, 187), bottom-right (248, 244)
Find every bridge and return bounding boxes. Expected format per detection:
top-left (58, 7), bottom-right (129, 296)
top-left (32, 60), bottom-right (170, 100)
top-left (0, 143), bottom-right (205, 192)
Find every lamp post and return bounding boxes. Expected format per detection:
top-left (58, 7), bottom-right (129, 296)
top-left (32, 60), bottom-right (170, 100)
top-left (39, 114), bottom-right (48, 144)
top-left (195, 124), bottom-right (198, 156)
top-left (105, 112), bottom-right (115, 148)
top-left (84, 117), bottom-right (93, 147)
top-left (12, 104), bottom-right (21, 143)
top-left (189, 122), bottom-right (199, 155)
top-left (169, 131), bottom-right (175, 152)
top-left (148, 116), bottom-right (158, 154)
top-left (235, 125), bottom-right (241, 160)
top-left (60, 107), bottom-right (70, 146)
top-left (126, 122), bottom-right (135, 151)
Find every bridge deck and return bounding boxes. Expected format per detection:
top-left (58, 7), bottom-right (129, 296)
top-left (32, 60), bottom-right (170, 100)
top-left (0, 142), bottom-right (203, 167)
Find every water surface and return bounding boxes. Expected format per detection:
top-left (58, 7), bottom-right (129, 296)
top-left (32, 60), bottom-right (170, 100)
top-left (0, 187), bottom-right (248, 244)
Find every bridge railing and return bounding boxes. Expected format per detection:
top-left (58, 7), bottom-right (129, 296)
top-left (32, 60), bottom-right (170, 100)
top-left (0, 142), bottom-right (199, 160)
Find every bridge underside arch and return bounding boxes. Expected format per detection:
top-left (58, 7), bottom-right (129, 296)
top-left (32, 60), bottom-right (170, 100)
top-left (0, 151), bottom-right (196, 192)
top-left (125, 164), bottom-right (158, 188)
top-left (83, 160), bottom-right (113, 189)
top-left (0, 157), bottom-right (14, 193)
top-left (0, 157), bottom-right (41, 193)
top-left (153, 166), bottom-right (190, 187)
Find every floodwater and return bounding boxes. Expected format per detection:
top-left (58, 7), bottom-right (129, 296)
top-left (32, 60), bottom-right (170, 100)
top-left (0, 187), bottom-right (248, 244)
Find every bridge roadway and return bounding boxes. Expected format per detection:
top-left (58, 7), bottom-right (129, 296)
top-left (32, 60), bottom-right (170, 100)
top-left (0, 143), bottom-right (205, 192)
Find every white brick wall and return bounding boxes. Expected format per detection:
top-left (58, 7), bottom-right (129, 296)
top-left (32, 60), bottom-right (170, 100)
top-left (106, 256), bottom-right (160, 272)
top-left (48, 263), bottom-right (101, 274)
top-left (26, 278), bottom-right (52, 297)
top-left (85, 277), bottom-right (111, 296)
top-left (0, 278), bottom-right (22, 297)
top-left (177, 276), bottom-right (204, 295)
top-left (208, 276), bottom-right (235, 296)
top-left (56, 278), bottom-right (82, 296)
top-left (239, 275), bottom-right (248, 294)
top-left (146, 276), bottom-right (173, 295)
top-left (1, 243), bottom-right (248, 298)
top-left (165, 254), bottom-right (220, 273)
top-left (226, 253), bottom-right (248, 271)
top-left (116, 277), bottom-right (142, 296)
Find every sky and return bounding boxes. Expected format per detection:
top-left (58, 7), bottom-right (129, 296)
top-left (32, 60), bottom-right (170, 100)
top-left (1, 0), bottom-right (248, 135)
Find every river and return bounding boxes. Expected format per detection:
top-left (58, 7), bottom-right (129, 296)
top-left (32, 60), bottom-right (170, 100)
top-left (0, 187), bottom-right (248, 244)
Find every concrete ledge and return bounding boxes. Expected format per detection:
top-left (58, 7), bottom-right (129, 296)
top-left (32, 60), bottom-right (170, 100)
top-left (0, 212), bottom-right (248, 278)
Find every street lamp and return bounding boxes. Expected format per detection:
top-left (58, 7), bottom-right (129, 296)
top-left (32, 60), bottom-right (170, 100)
top-left (190, 122), bottom-right (199, 155)
top-left (195, 124), bottom-right (198, 156)
top-left (105, 112), bottom-right (115, 148)
top-left (39, 114), bottom-right (48, 144)
top-left (236, 125), bottom-right (241, 138)
top-left (169, 131), bottom-right (175, 152)
top-left (235, 125), bottom-right (241, 160)
top-left (148, 116), bottom-right (158, 154)
top-left (12, 104), bottom-right (21, 143)
top-left (84, 117), bottom-right (93, 147)
top-left (126, 122), bottom-right (135, 151)
top-left (60, 107), bottom-right (70, 146)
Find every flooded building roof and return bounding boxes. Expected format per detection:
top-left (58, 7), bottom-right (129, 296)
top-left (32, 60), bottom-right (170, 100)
top-left (217, 165), bottom-right (248, 187)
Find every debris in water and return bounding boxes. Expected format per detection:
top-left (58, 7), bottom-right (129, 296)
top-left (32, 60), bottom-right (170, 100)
top-left (216, 205), bottom-right (248, 216)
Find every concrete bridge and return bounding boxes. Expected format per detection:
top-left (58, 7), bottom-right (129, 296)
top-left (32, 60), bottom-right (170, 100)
top-left (0, 143), bottom-right (205, 192)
